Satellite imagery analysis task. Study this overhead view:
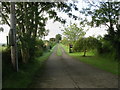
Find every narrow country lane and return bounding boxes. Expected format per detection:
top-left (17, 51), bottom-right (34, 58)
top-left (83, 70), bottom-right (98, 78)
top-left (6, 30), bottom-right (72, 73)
top-left (29, 45), bottom-right (118, 88)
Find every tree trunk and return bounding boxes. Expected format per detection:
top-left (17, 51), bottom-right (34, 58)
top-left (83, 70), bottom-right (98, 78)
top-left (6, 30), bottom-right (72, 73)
top-left (83, 49), bottom-right (86, 57)
top-left (20, 39), bottom-right (30, 63)
top-left (21, 47), bottom-right (30, 63)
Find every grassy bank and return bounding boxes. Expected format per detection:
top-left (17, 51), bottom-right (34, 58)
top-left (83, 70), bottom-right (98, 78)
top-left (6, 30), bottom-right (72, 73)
top-left (3, 46), bottom-right (55, 88)
top-left (61, 44), bottom-right (119, 75)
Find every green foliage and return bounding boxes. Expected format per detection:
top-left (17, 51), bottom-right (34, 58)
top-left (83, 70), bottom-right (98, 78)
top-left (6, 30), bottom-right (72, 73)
top-left (63, 23), bottom-right (85, 44)
top-left (61, 43), bottom-right (69, 53)
top-left (34, 39), bottom-right (44, 57)
top-left (49, 38), bottom-right (56, 49)
top-left (81, 2), bottom-right (119, 27)
top-left (3, 48), bottom-right (53, 88)
top-left (61, 37), bottom-right (70, 45)
top-left (73, 36), bottom-right (100, 56)
top-left (0, 45), bottom-right (7, 52)
top-left (2, 47), bottom-right (12, 78)
top-left (2, 2), bottom-right (79, 63)
top-left (62, 44), bottom-right (118, 75)
top-left (49, 38), bottom-right (55, 42)
top-left (55, 34), bottom-right (62, 43)
top-left (81, 1), bottom-right (120, 60)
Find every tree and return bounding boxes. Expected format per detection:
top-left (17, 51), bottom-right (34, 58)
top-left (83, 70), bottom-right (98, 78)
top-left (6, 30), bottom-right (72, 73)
top-left (63, 23), bottom-right (85, 44)
top-left (34, 38), bottom-right (44, 57)
top-left (73, 36), bottom-right (100, 56)
top-left (80, 1), bottom-right (120, 60)
top-left (55, 34), bottom-right (62, 43)
top-left (49, 38), bottom-right (55, 42)
top-left (2, 2), bottom-right (79, 63)
top-left (61, 37), bottom-right (69, 45)
top-left (49, 38), bottom-right (56, 48)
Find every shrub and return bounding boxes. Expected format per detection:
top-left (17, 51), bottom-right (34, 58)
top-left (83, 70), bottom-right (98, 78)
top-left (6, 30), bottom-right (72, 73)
top-left (73, 37), bottom-right (101, 56)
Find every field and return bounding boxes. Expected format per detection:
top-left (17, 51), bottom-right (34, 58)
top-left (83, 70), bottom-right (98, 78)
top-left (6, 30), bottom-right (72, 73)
top-left (61, 44), bottom-right (119, 75)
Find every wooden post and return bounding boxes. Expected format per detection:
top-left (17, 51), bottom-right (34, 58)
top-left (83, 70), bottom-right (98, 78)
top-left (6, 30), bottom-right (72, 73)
top-left (10, 2), bottom-right (18, 72)
top-left (6, 36), bottom-right (8, 46)
top-left (118, 10), bottom-right (120, 25)
top-left (69, 44), bottom-right (72, 53)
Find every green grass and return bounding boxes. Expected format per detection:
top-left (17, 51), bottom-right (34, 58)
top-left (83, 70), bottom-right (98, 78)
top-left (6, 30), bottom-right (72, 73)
top-left (69, 51), bottom-right (95, 57)
top-left (0, 46), bottom-right (7, 52)
top-left (57, 44), bottom-right (62, 56)
top-left (0, 46), bottom-right (2, 51)
top-left (61, 44), bottom-right (119, 75)
top-left (61, 44), bottom-right (69, 53)
top-left (3, 46), bottom-right (55, 88)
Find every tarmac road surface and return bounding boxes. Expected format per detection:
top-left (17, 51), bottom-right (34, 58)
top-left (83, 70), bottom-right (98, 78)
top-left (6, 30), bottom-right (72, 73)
top-left (29, 45), bottom-right (118, 88)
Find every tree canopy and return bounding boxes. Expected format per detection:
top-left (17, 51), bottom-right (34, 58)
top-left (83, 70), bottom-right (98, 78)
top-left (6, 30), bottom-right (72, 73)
top-left (1, 2), bottom-right (79, 63)
top-left (73, 36), bottom-right (100, 56)
top-left (80, 1), bottom-right (120, 60)
top-left (63, 23), bottom-right (85, 44)
top-left (55, 34), bottom-right (62, 43)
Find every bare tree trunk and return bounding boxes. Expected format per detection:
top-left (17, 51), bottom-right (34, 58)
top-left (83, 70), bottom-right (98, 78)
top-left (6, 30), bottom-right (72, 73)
top-left (83, 49), bottom-right (86, 57)
top-left (21, 46), bottom-right (29, 63)
top-left (10, 2), bottom-right (18, 71)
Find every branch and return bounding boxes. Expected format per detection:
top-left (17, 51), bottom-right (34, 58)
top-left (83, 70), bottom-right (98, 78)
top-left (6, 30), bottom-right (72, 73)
top-left (104, 23), bottom-right (110, 28)
top-left (3, 3), bottom-right (10, 13)
top-left (1, 13), bottom-right (10, 26)
top-left (85, 0), bottom-right (100, 8)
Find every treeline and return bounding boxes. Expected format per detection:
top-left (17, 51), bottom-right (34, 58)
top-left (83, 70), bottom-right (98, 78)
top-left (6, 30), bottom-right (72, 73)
top-left (61, 1), bottom-right (120, 61)
top-left (1, 2), bottom-right (78, 66)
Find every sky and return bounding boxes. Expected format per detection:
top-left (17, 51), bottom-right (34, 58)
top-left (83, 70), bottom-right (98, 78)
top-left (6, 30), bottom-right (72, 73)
top-left (45, 0), bottom-right (108, 40)
top-left (0, 0), bottom-right (108, 44)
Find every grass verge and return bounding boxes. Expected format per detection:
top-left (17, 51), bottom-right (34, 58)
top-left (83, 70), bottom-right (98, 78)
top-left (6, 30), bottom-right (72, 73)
top-left (61, 44), bottom-right (119, 75)
top-left (3, 46), bottom-right (55, 88)
top-left (0, 46), bottom-right (7, 52)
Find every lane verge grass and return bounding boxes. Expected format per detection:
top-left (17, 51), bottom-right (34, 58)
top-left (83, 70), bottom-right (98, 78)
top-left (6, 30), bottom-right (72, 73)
top-left (3, 46), bottom-right (56, 88)
top-left (61, 44), bottom-right (119, 75)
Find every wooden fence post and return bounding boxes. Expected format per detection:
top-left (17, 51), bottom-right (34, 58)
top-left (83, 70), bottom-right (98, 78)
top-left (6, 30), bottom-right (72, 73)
top-left (10, 2), bottom-right (18, 72)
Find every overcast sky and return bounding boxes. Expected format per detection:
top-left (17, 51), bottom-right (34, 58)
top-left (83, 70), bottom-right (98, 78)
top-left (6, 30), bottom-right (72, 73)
top-left (0, 1), bottom-right (108, 44)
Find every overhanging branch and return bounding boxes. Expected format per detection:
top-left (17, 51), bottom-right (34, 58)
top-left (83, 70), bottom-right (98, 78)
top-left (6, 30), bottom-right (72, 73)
top-left (1, 13), bottom-right (10, 26)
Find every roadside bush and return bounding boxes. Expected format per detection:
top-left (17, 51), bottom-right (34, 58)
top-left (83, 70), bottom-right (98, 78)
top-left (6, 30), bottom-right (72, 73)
top-left (34, 39), bottom-right (44, 57)
top-left (2, 47), bottom-right (12, 80)
top-left (97, 39), bottom-right (112, 54)
top-left (73, 37), bottom-right (101, 56)
top-left (35, 48), bottom-right (43, 57)
top-left (2, 47), bottom-right (11, 64)
top-left (49, 42), bottom-right (56, 48)
top-left (2, 46), bottom-right (23, 79)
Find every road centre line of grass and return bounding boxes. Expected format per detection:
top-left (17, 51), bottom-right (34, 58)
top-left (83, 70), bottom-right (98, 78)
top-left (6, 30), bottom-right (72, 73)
top-left (57, 44), bottom-right (62, 56)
